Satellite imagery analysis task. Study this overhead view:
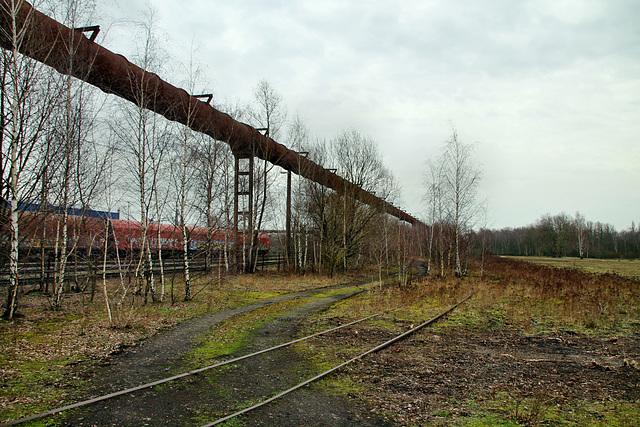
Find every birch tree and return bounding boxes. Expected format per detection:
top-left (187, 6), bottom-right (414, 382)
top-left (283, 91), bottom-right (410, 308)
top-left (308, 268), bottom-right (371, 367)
top-left (0, 0), bottom-right (60, 318)
top-left (45, 0), bottom-right (99, 311)
top-left (575, 211), bottom-right (588, 259)
top-left (100, 146), bottom-right (122, 327)
top-left (173, 123), bottom-right (198, 301)
top-left (172, 52), bottom-right (214, 300)
top-left (423, 126), bottom-right (482, 277)
top-left (424, 158), bottom-right (447, 276)
top-left (113, 9), bottom-right (167, 302)
top-left (441, 127), bottom-right (482, 277)
top-left (286, 115), bottom-right (311, 272)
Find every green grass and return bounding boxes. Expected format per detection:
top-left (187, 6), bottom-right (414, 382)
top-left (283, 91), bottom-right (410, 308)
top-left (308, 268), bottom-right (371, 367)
top-left (0, 311), bottom-right (94, 422)
top-left (0, 288), bottom-right (278, 423)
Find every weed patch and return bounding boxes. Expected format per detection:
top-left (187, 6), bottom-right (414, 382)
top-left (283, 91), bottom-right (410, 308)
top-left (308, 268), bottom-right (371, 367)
top-left (292, 256), bottom-right (640, 426)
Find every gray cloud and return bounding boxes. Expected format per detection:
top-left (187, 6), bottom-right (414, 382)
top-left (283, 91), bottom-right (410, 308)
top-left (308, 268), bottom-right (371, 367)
top-left (96, 0), bottom-right (640, 230)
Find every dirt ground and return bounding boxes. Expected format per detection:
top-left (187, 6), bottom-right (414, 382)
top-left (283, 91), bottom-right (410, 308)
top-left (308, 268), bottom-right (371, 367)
top-left (60, 284), bottom-right (391, 426)
top-left (338, 324), bottom-right (640, 425)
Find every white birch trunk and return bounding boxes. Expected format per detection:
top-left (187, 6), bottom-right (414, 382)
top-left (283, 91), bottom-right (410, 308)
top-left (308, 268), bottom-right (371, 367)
top-left (102, 218), bottom-right (113, 326)
top-left (5, 0), bottom-right (21, 319)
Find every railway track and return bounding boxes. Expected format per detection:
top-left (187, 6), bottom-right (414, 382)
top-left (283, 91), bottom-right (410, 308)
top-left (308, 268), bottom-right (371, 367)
top-left (205, 292), bottom-right (474, 426)
top-left (2, 287), bottom-right (474, 426)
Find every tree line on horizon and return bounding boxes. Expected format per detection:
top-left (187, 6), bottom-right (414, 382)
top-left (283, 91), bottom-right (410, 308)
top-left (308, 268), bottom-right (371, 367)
top-left (476, 212), bottom-right (640, 259)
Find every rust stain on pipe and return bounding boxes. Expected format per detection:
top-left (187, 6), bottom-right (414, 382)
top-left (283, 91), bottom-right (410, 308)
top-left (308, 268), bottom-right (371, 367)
top-left (0, 0), bottom-right (422, 226)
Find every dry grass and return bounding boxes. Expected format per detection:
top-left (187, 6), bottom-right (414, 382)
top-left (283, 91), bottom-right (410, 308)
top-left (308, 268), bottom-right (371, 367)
top-left (507, 255), bottom-right (640, 279)
top-left (221, 270), bottom-right (355, 294)
top-left (298, 256), bottom-right (640, 425)
top-left (484, 256), bottom-right (640, 334)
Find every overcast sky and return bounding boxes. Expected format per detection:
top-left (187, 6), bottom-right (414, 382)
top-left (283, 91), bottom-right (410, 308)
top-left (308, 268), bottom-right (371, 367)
top-left (97, 0), bottom-right (639, 230)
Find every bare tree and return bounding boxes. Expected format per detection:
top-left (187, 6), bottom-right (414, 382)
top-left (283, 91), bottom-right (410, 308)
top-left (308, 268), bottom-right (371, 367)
top-left (171, 51), bottom-right (214, 300)
top-left (550, 212), bottom-right (573, 257)
top-left (50, 91), bottom-right (93, 308)
top-left (393, 221), bottom-right (416, 286)
top-left (307, 130), bottom-right (397, 276)
top-left (477, 203), bottom-right (491, 277)
top-left (286, 115), bottom-right (312, 272)
top-left (148, 125), bottom-right (170, 301)
top-left (304, 140), bottom-right (330, 274)
top-left (45, 0), bottom-right (99, 312)
top-left (0, 0), bottom-right (62, 318)
top-left (441, 126), bottom-right (482, 277)
top-left (424, 158), bottom-right (447, 276)
top-left (575, 211), bottom-right (588, 259)
top-left (365, 212), bottom-right (395, 285)
top-left (49, 82), bottom-right (107, 307)
top-left (99, 126), bottom-right (131, 319)
top-left (246, 80), bottom-right (287, 272)
top-left (191, 135), bottom-right (231, 273)
top-left (112, 8), bottom-right (168, 303)
top-left (173, 124), bottom-right (198, 301)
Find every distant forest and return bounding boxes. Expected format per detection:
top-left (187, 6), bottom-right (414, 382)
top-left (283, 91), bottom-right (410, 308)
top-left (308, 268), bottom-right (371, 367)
top-left (476, 213), bottom-right (640, 259)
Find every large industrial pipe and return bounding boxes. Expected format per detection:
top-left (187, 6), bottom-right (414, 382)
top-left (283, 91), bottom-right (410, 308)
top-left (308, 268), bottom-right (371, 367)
top-left (0, 0), bottom-right (422, 226)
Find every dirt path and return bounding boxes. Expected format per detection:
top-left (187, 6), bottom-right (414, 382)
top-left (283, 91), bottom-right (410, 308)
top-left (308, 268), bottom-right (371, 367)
top-left (197, 290), bottom-right (393, 426)
top-left (61, 283), bottom-right (391, 426)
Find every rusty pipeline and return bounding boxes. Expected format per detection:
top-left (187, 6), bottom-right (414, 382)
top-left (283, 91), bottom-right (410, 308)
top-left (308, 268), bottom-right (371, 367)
top-left (0, 0), bottom-right (422, 226)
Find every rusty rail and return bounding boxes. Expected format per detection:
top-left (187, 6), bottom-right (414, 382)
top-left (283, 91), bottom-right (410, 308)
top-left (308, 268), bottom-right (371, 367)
top-left (0, 0), bottom-right (422, 226)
